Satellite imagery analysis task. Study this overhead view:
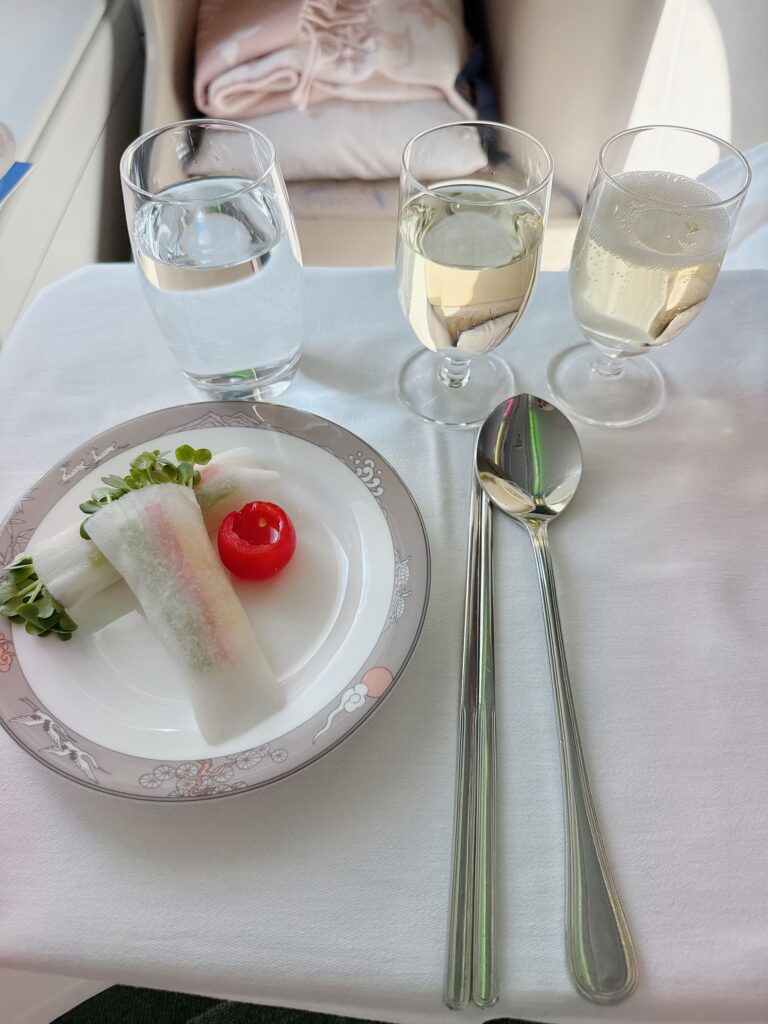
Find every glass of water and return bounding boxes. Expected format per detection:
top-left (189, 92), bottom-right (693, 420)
top-left (548, 125), bottom-right (750, 427)
top-left (121, 119), bottom-right (303, 399)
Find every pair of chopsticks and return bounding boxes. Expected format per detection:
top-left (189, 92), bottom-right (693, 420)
top-left (444, 475), bottom-right (497, 1009)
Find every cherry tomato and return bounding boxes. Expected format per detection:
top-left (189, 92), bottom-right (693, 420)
top-left (217, 502), bottom-right (296, 581)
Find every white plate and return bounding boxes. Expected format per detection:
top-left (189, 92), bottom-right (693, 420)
top-left (0, 403), bottom-right (430, 799)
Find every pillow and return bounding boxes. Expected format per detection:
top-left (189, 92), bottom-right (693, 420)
top-left (244, 98), bottom-right (486, 182)
top-left (286, 179), bottom-right (400, 220)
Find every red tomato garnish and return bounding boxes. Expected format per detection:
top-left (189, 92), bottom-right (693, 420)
top-left (217, 502), bottom-right (296, 580)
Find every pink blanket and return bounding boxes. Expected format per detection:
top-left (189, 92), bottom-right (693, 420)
top-left (195, 0), bottom-right (474, 119)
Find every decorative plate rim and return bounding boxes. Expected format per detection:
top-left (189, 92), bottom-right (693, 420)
top-left (0, 401), bottom-right (430, 800)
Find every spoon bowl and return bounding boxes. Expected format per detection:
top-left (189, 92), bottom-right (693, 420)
top-left (477, 395), bottom-right (582, 520)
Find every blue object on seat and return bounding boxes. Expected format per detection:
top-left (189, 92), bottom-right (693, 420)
top-left (0, 161), bottom-right (33, 205)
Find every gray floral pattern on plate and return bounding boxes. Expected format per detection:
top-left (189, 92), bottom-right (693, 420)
top-left (138, 744), bottom-right (289, 798)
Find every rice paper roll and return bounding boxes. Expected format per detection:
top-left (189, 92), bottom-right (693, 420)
top-left (199, 446), bottom-right (265, 471)
top-left (87, 483), bottom-right (283, 743)
top-left (30, 523), bottom-right (120, 610)
top-left (195, 452), bottom-right (280, 533)
top-left (24, 449), bottom-right (280, 613)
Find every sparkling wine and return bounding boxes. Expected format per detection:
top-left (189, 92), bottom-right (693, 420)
top-left (570, 170), bottom-right (730, 353)
top-left (396, 181), bottom-right (544, 355)
top-left (133, 177), bottom-right (302, 386)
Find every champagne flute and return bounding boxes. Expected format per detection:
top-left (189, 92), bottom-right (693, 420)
top-left (548, 125), bottom-right (751, 427)
top-left (396, 122), bottom-right (553, 427)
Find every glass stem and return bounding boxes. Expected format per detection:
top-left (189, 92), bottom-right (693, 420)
top-left (592, 352), bottom-right (624, 378)
top-left (440, 355), bottom-right (472, 389)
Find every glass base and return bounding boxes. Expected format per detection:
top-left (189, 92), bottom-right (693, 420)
top-left (398, 350), bottom-right (515, 428)
top-left (184, 350), bottom-right (300, 401)
top-left (546, 344), bottom-right (665, 428)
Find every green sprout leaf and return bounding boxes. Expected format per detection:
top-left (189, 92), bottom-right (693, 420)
top-left (101, 475), bottom-right (129, 490)
top-left (78, 442), bottom-right (214, 535)
top-left (0, 554), bottom-right (78, 641)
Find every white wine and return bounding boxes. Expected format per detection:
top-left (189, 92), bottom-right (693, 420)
top-left (133, 177), bottom-right (302, 387)
top-left (570, 170), bottom-right (730, 354)
top-left (396, 181), bottom-right (544, 355)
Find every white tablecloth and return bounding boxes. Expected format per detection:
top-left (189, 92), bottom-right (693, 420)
top-left (1, 266), bottom-right (767, 1024)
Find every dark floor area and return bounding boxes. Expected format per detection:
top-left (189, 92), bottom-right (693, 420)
top-left (53, 986), bottom-right (536, 1024)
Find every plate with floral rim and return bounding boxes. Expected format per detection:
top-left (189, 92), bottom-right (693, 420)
top-left (0, 402), bottom-right (430, 800)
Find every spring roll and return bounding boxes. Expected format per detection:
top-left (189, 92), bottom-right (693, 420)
top-left (31, 523), bottom-right (120, 611)
top-left (195, 451), bottom-right (280, 533)
top-left (86, 483), bottom-right (283, 743)
top-left (24, 450), bottom-right (279, 614)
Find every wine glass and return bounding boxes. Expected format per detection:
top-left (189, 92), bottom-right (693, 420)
top-left (548, 125), bottom-right (751, 428)
top-left (396, 122), bottom-right (553, 427)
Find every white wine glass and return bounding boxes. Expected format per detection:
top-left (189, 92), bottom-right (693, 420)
top-left (396, 122), bottom-right (553, 427)
top-left (548, 125), bottom-right (751, 428)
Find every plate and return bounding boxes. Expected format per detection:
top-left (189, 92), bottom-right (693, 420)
top-left (0, 402), bottom-right (430, 799)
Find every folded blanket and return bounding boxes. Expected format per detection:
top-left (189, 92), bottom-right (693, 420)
top-left (195, 0), bottom-right (474, 120)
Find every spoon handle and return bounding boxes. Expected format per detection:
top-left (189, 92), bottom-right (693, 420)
top-left (444, 477), bottom-right (481, 1010)
top-left (472, 486), bottom-right (498, 1008)
top-left (527, 521), bottom-right (637, 1005)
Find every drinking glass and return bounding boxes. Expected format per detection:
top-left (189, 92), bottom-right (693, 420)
top-left (396, 122), bottom-right (553, 426)
top-left (121, 119), bottom-right (303, 400)
top-left (548, 125), bottom-right (751, 427)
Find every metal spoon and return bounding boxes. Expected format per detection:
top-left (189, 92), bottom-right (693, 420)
top-left (476, 394), bottom-right (637, 1005)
